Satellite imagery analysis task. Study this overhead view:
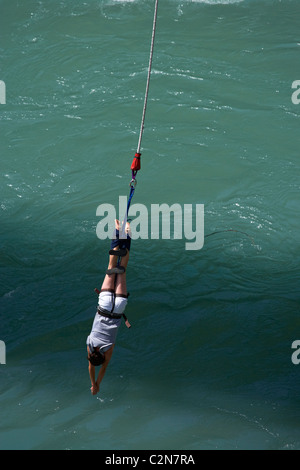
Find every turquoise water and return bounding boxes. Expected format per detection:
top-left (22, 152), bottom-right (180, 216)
top-left (1, 0), bottom-right (300, 450)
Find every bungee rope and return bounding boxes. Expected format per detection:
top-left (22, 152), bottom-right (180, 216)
top-left (120, 0), bottom-right (159, 235)
top-left (135, 0), bottom-right (159, 160)
top-left (119, 0), bottom-right (253, 246)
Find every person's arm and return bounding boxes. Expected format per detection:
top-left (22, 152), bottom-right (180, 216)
top-left (89, 364), bottom-right (98, 395)
top-left (87, 346), bottom-right (98, 395)
top-left (96, 345), bottom-right (115, 393)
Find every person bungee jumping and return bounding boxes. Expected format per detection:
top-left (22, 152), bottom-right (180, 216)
top-left (86, 219), bottom-right (132, 396)
top-left (85, 0), bottom-right (160, 397)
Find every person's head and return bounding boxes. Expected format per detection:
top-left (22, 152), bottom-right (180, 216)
top-left (88, 345), bottom-right (105, 367)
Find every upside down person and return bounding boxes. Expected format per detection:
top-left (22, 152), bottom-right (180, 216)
top-left (86, 219), bottom-right (131, 396)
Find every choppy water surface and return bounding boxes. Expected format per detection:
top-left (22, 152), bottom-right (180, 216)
top-left (0, 0), bottom-right (300, 450)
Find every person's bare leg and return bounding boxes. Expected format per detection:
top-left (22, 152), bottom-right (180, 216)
top-left (100, 248), bottom-right (119, 291)
top-left (115, 219), bottom-right (131, 295)
top-left (115, 272), bottom-right (127, 296)
top-left (101, 272), bottom-right (116, 291)
top-left (100, 220), bottom-right (130, 291)
top-left (114, 250), bottom-right (130, 295)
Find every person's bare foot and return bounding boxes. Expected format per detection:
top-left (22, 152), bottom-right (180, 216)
top-left (115, 219), bottom-right (121, 231)
top-left (115, 219), bottom-right (131, 235)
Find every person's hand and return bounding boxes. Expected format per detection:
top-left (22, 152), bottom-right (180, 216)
top-left (91, 384), bottom-right (98, 396)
